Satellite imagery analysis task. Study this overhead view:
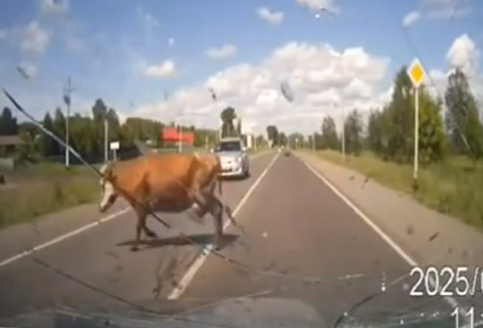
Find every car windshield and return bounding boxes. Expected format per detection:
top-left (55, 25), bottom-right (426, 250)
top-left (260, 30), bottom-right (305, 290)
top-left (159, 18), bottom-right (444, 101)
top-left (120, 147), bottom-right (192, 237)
top-left (1, 1), bottom-right (483, 328)
top-left (215, 141), bottom-right (242, 152)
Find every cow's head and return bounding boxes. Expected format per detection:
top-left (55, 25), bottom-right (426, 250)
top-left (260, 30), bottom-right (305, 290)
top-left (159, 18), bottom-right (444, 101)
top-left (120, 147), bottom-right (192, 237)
top-left (99, 161), bottom-right (119, 213)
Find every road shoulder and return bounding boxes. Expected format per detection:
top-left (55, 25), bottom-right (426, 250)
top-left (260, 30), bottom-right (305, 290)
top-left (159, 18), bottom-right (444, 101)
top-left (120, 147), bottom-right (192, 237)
top-left (295, 151), bottom-right (483, 269)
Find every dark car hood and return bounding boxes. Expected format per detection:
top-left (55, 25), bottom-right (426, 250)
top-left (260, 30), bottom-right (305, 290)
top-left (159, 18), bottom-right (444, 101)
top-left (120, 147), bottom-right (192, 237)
top-left (0, 297), bottom-right (326, 328)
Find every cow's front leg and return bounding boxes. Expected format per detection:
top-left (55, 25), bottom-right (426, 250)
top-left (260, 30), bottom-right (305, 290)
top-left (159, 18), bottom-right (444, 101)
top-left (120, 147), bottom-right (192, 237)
top-left (132, 207), bottom-right (149, 251)
top-left (208, 196), bottom-right (224, 250)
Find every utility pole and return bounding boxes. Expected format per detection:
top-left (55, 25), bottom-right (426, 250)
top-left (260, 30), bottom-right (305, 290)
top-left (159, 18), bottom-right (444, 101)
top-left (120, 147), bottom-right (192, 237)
top-left (104, 118), bottom-right (109, 162)
top-left (178, 124), bottom-right (183, 153)
top-left (312, 132), bottom-right (316, 151)
top-left (63, 76), bottom-right (75, 167)
top-left (337, 103), bottom-right (346, 162)
top-left (254, 135), bottom-right (257, 151)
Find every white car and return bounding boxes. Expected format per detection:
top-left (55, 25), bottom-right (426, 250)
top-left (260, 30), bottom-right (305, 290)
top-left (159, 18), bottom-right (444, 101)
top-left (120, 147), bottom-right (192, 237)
top-left (213, 137), bottom-right (250, 178)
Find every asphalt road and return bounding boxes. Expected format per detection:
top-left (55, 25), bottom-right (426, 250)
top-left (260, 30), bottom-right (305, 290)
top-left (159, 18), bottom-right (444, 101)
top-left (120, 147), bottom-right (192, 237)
top-left (0, 151), bottom-right (451, 326)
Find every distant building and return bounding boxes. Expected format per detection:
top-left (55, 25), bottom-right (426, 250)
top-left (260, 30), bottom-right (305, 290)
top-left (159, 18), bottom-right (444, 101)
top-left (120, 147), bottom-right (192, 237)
top-left (0, 135), bottom-right (21, 157)
top-left (0, 135), bottom-right (21, 170)
top-left (162, 127), bottom-right (194, 146)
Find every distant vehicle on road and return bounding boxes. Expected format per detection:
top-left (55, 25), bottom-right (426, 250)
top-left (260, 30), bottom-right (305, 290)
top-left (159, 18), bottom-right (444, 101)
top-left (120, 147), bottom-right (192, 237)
top-left (213, 137), bottom-right (250, 179)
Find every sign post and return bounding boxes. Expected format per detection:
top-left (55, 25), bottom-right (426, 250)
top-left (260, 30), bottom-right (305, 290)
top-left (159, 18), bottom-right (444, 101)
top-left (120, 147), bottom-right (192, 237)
top-left (110, 141), bottom-right (120, 161)
top-left (407, 58), bottom-right (425, 185)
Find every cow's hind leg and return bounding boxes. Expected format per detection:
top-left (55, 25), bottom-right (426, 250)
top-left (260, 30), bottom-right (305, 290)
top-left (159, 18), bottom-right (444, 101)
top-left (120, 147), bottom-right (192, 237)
top-left (206, 196), bottom-right (224, 250)
top-left (144, 223), bottom-right (157, 239)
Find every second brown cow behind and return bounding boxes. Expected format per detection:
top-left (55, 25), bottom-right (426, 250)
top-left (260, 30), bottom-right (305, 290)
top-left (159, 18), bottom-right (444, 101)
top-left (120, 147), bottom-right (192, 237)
top-left (98, 152), bottom-right (239, 251)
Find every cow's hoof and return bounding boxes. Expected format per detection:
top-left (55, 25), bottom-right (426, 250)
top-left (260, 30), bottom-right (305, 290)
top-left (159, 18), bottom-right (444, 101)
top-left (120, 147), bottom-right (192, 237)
top-left (145, 230), bottom-right (158, 239)
top-left (212, 242), bottom-right (222, 251)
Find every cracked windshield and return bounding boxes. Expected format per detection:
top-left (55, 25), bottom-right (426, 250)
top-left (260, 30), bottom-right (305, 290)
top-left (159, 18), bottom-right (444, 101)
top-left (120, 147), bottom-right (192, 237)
top-left (1, 0), bottom-right (483, 327)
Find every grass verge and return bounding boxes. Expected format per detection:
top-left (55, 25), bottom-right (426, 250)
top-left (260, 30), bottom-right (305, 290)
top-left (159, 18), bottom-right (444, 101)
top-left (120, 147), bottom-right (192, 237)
top-left (307, 150), bottom-right (483, 228)
top-left (0, 162), bottom-right (99, 229)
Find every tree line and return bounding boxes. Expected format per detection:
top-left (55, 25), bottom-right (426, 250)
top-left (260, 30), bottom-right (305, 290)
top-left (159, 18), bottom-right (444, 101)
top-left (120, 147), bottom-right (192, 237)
top-left (303, 66), bottom-right (482, 167)
top-left (0, 98), bottom-right (225, 163)
top-left (219, 106), bottom-right (267, 147)
top-left (0, 98), bottom-right (270, 163)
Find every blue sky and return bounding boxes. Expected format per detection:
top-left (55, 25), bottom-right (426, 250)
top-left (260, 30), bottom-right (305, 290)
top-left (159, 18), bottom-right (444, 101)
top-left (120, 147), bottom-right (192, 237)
top-left (0, 0), bottom-right (481, 133)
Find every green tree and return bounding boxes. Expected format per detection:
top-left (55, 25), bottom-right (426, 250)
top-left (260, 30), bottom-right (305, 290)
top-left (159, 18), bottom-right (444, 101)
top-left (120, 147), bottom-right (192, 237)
top-left (0, 107), bottom-right (18, 135)
top-left (220, 107), bottom-right (237, 137)
top-left (52, 107), bottom-right (66, 156)
top-left (368, 66), bottom-right (446, 166)
top-left (69, 114), bottom-right (96, 159)
top-left (321, 116), bottom-right (339, 150)
top-left (236, 118), bottom-right (242, 137)
top-left (366, 109), bottom-right (385, 154)
top-left (266, 125), bottom-right (278, 147)
top-left (278, 132), bottom-right (287, 146)
top-left (344, 109), bottom-right (363, 155)
top-left (288, 132), bottom-right (304, 149)
top-left (90, 98), bottom-right (109, 158)
top-left (255, 134), bottom-right (265, 148)
top-left (385, 66), bottom-right (415, 163)
top-left (106, 108), bottom-right (121, 141)
top-left (42, 112), bottom-right (55, 157)
top-left (417, 87), bottom-right (446, 165)
top-left (444, 68), bottom-right (483, 162)
top-left (17, 122), bottom-right (41, 163)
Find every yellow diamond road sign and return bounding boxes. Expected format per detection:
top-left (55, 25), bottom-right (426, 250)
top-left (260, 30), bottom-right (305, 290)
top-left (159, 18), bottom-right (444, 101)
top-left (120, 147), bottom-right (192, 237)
top-left (407, 58), bottom-right (425, 88)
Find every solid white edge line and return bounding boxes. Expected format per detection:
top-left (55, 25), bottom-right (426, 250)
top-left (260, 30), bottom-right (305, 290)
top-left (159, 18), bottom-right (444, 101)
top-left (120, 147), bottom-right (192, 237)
top-left (299, 155), bottom-right (464, 319)
top-left (0, 152), bottom-right (269, 269)
top-left (167, 151), bottom-right (280, 300)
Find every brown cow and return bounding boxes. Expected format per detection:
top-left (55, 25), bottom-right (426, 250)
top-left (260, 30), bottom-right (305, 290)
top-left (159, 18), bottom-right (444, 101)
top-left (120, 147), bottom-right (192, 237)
top-left (98, 152), bottom-right (237, 251)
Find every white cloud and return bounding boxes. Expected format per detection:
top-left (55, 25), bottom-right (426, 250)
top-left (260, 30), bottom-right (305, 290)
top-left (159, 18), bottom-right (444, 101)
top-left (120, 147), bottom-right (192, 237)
top-left (206, 44), bottom-right (237, 59)
top-left (19, 21), bottom-right (51, 54)
top-left (257, 7), bottom-right (284, 25)
top-left (446, 33), bottom-right (480, 74)
top-left (140, 59), bottom-right (177, 78)
top-left (1, 21), bottom-right (51, 54)
top-left (402, 11), bottom-right (421, 27)
top-left (40, 0), bottom-right (69, 15)
top-left (135, 41), bottom-right (389, 134)
top-left (168, 37), bottom-right (175, 47)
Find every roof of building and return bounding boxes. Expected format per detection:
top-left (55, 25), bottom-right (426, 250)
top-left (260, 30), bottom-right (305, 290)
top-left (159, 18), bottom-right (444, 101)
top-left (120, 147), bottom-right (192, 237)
top-left (0, 135), bottom-right (21, 146)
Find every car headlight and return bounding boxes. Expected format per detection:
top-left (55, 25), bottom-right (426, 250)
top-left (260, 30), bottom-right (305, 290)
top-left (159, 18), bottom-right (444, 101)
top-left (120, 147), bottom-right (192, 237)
top-left (235, 156), bottom-right (243, 163)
